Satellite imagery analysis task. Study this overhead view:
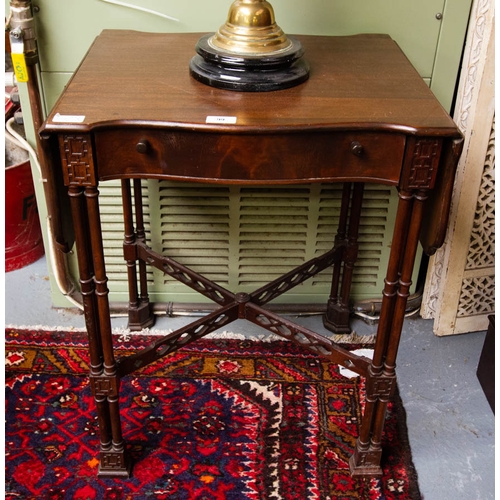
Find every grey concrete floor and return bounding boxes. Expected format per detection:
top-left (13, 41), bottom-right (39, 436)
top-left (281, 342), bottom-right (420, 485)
top-left (5, 255), bottom-right (495, 499)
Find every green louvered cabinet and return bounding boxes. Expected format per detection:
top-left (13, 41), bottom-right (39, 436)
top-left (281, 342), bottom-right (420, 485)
top-left (10, 0), bottom-right (472, 306)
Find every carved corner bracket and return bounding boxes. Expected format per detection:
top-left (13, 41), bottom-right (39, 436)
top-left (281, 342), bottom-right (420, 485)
top-left (401, 137), bottom-right (442, 190)
top-left (59, 134), bottom-right (97, 186)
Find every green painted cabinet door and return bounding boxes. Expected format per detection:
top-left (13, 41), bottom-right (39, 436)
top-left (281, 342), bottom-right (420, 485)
top-left (8, 0), bottom-right (472, 307)
top-left (32, 0), bottom-right (471, 110)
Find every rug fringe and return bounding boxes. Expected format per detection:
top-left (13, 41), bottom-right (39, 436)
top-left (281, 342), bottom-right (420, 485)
top-left (5, 324), bottom-right (88, 332)
top-left (5, 324), bottom-right (376, 344)
top-left (330, 331), bottom-right (376, 344)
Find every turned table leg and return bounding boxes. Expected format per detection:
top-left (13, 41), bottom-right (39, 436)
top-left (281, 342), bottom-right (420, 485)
top-left (324, 182), bottom-right (365, 334)
top-left (121, 179), bottom-right (155, 331)
top-left (84, 186), bottom-right (131, 477)
top-left (350, 188), bottom-right (428, 476)
top-left (69, 182), bottom-right (130, 477)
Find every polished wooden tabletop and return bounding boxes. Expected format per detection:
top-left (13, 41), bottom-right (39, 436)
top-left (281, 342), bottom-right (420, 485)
top-left (43, 30), bottom-right (458, 136)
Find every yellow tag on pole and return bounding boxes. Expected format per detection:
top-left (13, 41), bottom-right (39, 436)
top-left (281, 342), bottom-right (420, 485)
top-left (11, 52), bottom-right (29, 83)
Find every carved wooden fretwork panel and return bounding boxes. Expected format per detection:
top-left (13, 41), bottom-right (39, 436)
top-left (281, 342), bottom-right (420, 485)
top-left (457, 119), bottom-right (495, 320)
top-left (465, 119), bottom-right (495, 270)
top-left (457, 276), bottom-right (495, 317)
top-left (421, 0), bottom-right (495, 335)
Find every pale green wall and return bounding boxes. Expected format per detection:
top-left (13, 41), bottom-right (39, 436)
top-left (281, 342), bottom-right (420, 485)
top-left (27, 0), bottom-right (472, 110)
top-left (6, 0), bottom-right (472, 307)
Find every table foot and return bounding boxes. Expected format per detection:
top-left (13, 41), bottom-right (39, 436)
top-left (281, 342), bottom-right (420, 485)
top-left (323, 300), bottom-right (351, 334)
top-left (349, 441), bottom-right (383, 478)
top-left (97, 447), bottom-right (132, 478)
top-left (128, 301), bottom-right (155, 331)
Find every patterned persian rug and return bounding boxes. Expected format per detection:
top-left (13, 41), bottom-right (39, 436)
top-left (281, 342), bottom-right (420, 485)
top-left (5, 328), bottom-right (421, 499)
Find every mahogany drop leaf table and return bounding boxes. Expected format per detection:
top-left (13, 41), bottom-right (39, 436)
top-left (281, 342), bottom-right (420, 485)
top-left (41, 30), bottom-right (462, 478)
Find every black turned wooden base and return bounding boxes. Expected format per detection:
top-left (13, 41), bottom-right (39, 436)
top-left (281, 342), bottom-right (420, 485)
top-left (190, 34), bottom-right (309, 92)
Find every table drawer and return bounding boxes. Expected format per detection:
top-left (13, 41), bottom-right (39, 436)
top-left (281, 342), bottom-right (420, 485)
top-left (94, 128), bottom-right (406, 185)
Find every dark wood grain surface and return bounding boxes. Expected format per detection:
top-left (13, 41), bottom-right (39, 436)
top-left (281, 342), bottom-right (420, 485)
top-left (42, 30), bottom-right (458, 136)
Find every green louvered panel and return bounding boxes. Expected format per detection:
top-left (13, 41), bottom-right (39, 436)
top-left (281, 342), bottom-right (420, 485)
top-left (159, 183), bottom-right (232, 287)
top-left (95, 181), bottom-right (418, 305)
top-left (237, 186), bottom-right (311, 289)
top-left (312, 186), bottom-right (395, 290)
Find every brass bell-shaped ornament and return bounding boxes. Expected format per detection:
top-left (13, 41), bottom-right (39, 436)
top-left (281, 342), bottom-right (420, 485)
top-left (190, 0), bottom-right (309, 91)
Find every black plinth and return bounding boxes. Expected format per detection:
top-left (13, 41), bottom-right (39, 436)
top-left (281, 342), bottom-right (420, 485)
top-left (189, 33), bottom-right (309, 92)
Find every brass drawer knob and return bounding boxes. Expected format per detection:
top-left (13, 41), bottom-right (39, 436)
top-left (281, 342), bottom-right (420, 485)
top-left (136, 140), bottom-right (150, 154)
top-left (350, 141), bottom-right (364, 157)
